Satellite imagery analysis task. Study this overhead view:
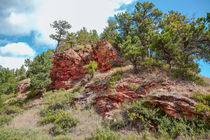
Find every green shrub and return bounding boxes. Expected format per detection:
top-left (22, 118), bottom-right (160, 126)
top-left (25, 50), bottom-right (53, 97)
top-left (7, 97), bottom-right (19, 105)
top-left (139, 57), bottom-right (168, 69)
top-left (85, 128), bottom-right (121, 140)
top-left (0, 114), bottom-right (14, 126)
top-left (40, 109), bottom-right (79, 136)
top-left (171, 68), bottom-right (207, 85)
top-left (50, 111), bottom-right (79, 135)
top-left (129, 84), bottom-right (139, 91)
top-left (125, 100), bottom-right (210, 139)
top-left (83, 61), bottom-right (98, 78)
top-left (0, 67), bottom-right (17, 95)
top-left (40, 109), bottom-right (63, 124)
top-left (191, 91), bottom-right (210, 114)
top-left (108, 70), bottom-right (123, 87)
top-left (0, 105), bottom-right (24, 127)
top-left (0, 97), bottom-right (3, 109)
top-left (59, 44), bottom-right (70, 52)
top-left (43, 90), bottom-right (77, 107)
top-left (0, 128), bottom-right (65, 140)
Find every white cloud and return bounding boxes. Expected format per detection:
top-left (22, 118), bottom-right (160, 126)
top-left (0, 56), bottom-right (26, 70)
top-left (34, 0), bottom-right (133, 45)
top-left (0, 42), bottom-right (35, 57)
top-left (0, 0), bottom-right (134, 45)
top-left (0, 0), bottom-right (39, 35)
top-left (0, 42), bottom-right (35, 69)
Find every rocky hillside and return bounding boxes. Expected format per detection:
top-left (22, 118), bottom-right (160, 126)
top-left (1, 41), bottom-right (209, 140)
top-left (49, 40), bottom-right (209, 122)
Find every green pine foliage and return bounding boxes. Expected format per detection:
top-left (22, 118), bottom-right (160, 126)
top-left (100, 1), bottom-right (210, 81)
top-left (120, 36), bottom-right (142, 73)
top-left (101, 20), bottom-right (119, 45)
top-left (25, 50), bottom-right (53, 97)
top-left (49, 20), bottom-right (72, 52)
top-left (83, 61), bottom-right (98, 78)
top-left (125, 100), bottom-right (210, 139)
top-left (0, 67), bottom-right (17, 95)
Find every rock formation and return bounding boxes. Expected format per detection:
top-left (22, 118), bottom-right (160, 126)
top-left (50, 40), bottom-right (121, 90)
top-left (17, 78), bottom-right (30, 93)
top-left (144, 94), bottom-right (210, 121)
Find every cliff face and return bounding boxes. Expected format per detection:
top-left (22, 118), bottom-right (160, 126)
top-left (50, 40), bottom-right (121, 90)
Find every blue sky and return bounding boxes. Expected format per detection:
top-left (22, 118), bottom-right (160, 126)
top-left (0, 0), bottom-right (209, 77)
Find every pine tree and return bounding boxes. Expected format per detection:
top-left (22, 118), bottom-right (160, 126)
top-left (0, 67), bottom-right (17, 95)
top-left (50, 20), bottom-right (71, 52)
top-left (25, 50), bottom-right (53, 96)
top-left (76, 27), bottom-right (90, 45)
top-left (120, 36), bottom-right (142, 73)
top-left (101, 19), bottom-right (119, 45)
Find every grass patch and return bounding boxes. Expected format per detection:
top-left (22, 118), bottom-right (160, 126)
top-left (0, 127), bottom-right (73, 140)
top-left (85, 128), bottom-right (121, 140)
top-left (0, 95), bottom-right (26, 127)
top-left (43, 90), bottom-right (77, 108)
top-left (39, 90), bottom-right (79, 136)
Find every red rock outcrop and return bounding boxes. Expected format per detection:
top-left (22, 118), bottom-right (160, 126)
top-left (50, 40), bottom-right (121, 90)
top-left (83, 76), bottom-right (174, 116)
top-left (17, 78), bottom-right (30, 93)
top-left (144, 94), bottom-right (210, 121)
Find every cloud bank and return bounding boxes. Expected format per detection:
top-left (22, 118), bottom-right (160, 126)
top-left (0, 42), bottom-right (35, 69)
top-left (0, 0), bottom-right (133, 45)
top-left (0, 0), bottom-right (133, 69)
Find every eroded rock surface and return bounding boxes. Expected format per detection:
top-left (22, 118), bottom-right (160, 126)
top-left (145, 94), bottom-right (210, 121)
top-left (17, 78), bottom-right (30, 93)
top-left (50, 40), bottom-right (121, 90)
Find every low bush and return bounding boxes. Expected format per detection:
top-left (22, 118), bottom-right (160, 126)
top-left (43, 90), bottom-right (77, 108)
top-left (0, 114), bottom-right (14, 127)
top-left (171, 68), bottom-right (207, 85)
top-left (85, 128), bottom-right (121, 140)
top-left (125, 100), bottom-right (210, 139)
top-left (0, 105), bottom-right (24, 126)
top-left (0, 97), bottom-right (3, 109)
top-left (49, 111), bottom-right (79, 135)
top-left (108, 70), bottom-right (123, 87)
top-left (191, 91), bottom-right (210, 114)
top-left (139, 57), bottom-right (168, 69)
top-left (40, 109), bottom-right (79, 136)
top-left (104, 113), bottom-right (126, 130)
top-left (129, 84), bottom-right (139, 92)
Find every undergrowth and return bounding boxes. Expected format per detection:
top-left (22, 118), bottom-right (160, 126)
top-left (124, 100), bottom-right (210, 139)
top-left (85, 128), bottom-right (121, 140)
top-left (0, 94), bottom-right (26, 127)
top-left (39, 90), bottom-right (79, 136)
top-left (191, 91), bottom-right (210, 114)
top-left (108, 70), bottom-right (123, 87)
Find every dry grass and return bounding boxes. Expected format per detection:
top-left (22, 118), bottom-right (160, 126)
top-left (66, 107), bottom-right (103, 139)
top-left (7, 108), bottom-right (40, 129)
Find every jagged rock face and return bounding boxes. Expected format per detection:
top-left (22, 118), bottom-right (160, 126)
top-left (91, 80), bottom-right (173, 116)
top-left (17, 78), bottom-right (30, 93)
top-left (145, 94), bottom-right (209, 121)
top-left (50, 40), bottom-right (121, 90)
